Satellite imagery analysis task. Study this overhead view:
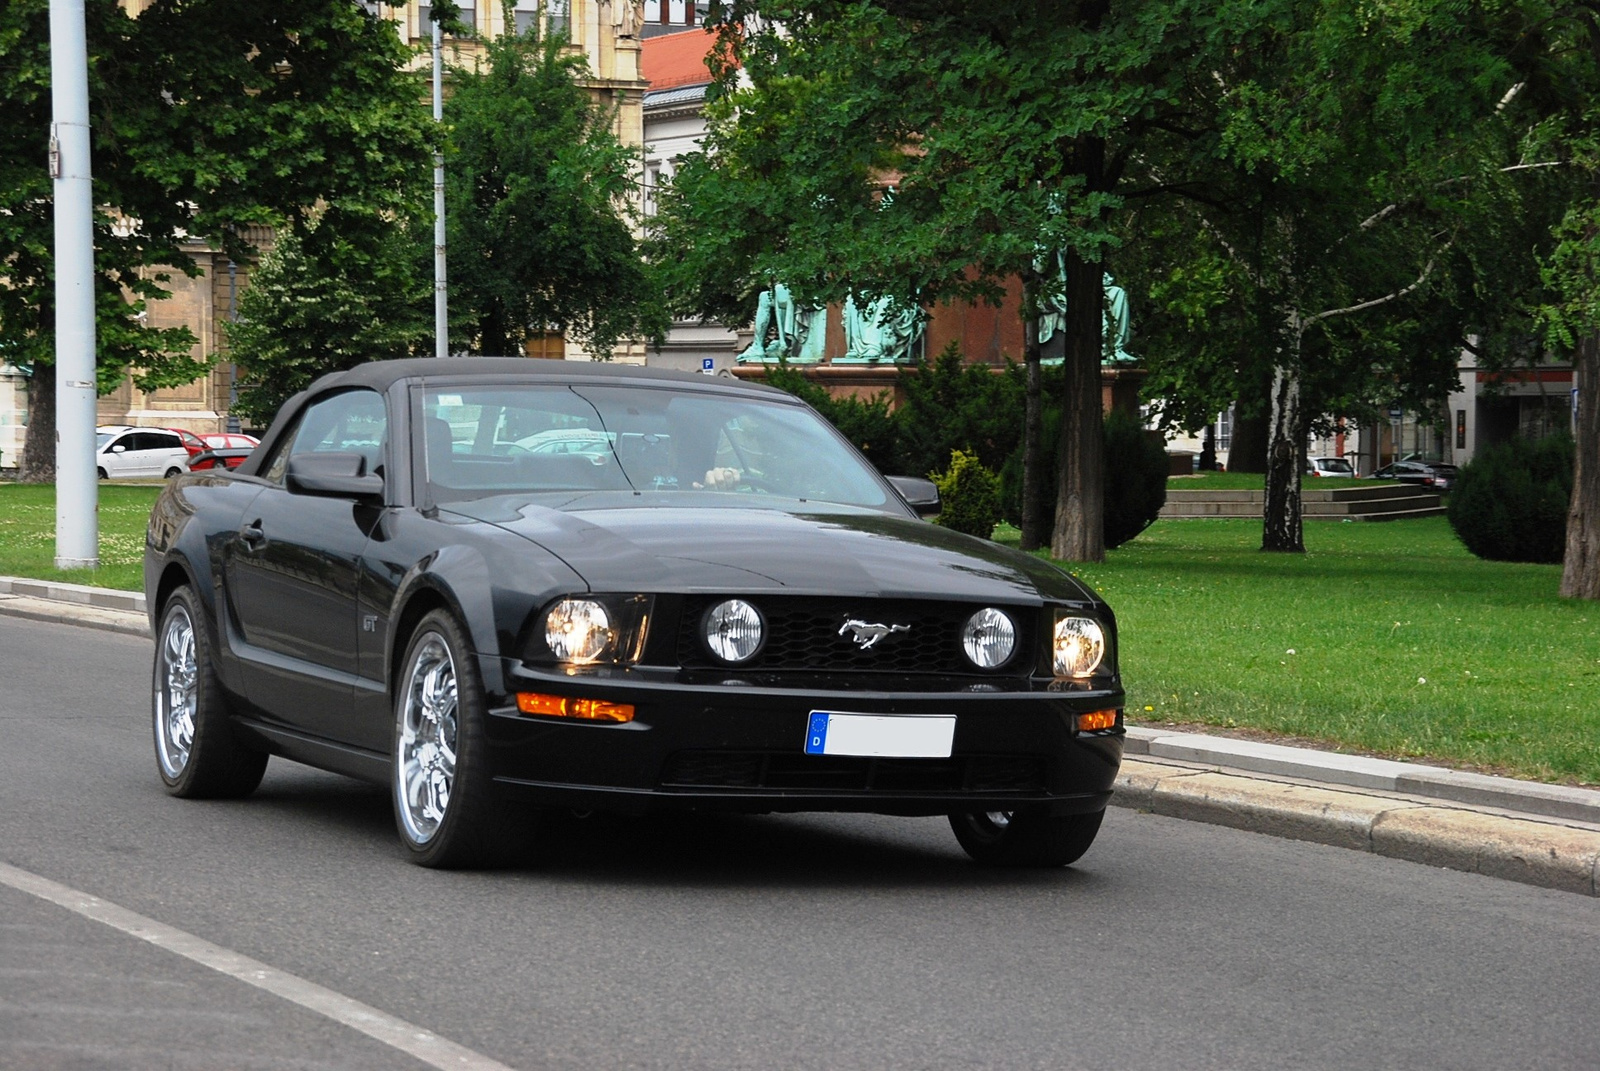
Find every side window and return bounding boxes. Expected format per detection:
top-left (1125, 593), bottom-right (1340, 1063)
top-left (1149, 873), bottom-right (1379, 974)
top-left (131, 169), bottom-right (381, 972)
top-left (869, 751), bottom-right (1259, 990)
top-left (149, 431), bottom-right (181, 451)
top-left (260, 390), bottom-right (388, 485)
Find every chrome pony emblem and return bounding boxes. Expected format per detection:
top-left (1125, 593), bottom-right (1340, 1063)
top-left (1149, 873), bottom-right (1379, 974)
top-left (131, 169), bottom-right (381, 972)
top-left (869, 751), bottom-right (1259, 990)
top-left (839, 618), bottom-right (911, 650)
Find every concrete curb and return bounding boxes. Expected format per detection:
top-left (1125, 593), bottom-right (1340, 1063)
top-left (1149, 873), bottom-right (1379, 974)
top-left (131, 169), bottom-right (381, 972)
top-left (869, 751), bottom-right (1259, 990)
top-left (1125, 726), bottom-right (1600, 826)
top-left (1111, 758), bottom-right (1600, 896)
top-left (0, 591), bottom-right (150, 637)
top-left (4, 575), bottom-right (1598, 895)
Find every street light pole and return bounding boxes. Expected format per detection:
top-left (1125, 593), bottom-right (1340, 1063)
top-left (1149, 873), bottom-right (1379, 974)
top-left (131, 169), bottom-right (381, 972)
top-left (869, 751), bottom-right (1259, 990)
top-left (433, 12), bottom-right (449, 358)
top-left (49, 0), bottom-right (98, 569)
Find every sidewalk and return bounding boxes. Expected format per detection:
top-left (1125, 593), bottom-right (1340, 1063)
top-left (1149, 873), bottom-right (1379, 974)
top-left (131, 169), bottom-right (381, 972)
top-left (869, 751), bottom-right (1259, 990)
top-left (4, 574), bottom-right (1598, 895)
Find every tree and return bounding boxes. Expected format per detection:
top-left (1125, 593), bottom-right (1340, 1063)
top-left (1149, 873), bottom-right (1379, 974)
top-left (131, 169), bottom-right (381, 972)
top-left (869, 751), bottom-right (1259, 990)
top-left (1118, 0), bottom-right (1540, 551)
top-left (0, 0), bottom-right (429, 480)
top-left (227, 208), bottom-right (433, 425)
top-left (654, 1), bottom-right (1238, 562)
top-left (1540, 131), bottom-right (1600, 598)
top-left (444, 16), bottom-right (666, 357)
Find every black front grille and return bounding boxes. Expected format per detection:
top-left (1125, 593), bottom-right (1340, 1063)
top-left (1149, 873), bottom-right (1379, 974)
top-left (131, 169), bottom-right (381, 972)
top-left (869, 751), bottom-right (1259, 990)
top-left (676, 596), bottom-right (1033, 675)
top-left (661, 751), bottom-right (1046, 794)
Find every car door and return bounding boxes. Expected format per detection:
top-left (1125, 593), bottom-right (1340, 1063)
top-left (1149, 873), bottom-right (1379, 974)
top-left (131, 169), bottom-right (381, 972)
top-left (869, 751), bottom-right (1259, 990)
top-left (119, 431), bottom-right (161, 477)
top-left (100, 429), bottom-right (139, 477)
top-left (225, 388), bottom-right (389, 744)
top-left (143, 430), bottom-right (186, 477)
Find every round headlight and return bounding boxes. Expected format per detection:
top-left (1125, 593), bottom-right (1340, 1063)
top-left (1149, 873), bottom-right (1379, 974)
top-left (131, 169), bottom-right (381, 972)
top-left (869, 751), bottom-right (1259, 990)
top-left (545, 598), bottom-right (614, 663)
top-left (1053, 615), bottom-right (1106, 678)
top-left (961, 608), bottom-right (1016, 669)
top-left (704, 599), bottom-right (764, 663)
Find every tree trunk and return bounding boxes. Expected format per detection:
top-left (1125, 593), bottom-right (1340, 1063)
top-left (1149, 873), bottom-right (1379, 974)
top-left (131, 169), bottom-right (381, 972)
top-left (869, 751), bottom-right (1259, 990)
top-left (1051, 245), bottom-right (1106, 563)
top-left (1561, 332), bottom-right (1600, 599)
top-left (1226, 364), bottom-right (1273, 473)
top-left (19, 366), bottom-right (56, 485)
top-left (1261, 348), bottom-right (1306, 553)
top-left (1020, 276), bottom-right (1044, 552)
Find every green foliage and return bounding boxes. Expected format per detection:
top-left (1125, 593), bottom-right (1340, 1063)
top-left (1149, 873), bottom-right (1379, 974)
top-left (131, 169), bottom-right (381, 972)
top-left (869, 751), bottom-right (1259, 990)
top-left (1000, 407), bottom-right (1167, 549)
top-left (445, 20), bottom-right (666, 357)
top-left (228, 211), bottom-right (432, 425)
top-left (0, 0), bottom-right (429, 387)
top-left (893, 344), bottom-right (1023, 478)
top-left (1102, 409), bottom-right (1170, 550)
top-left (931, 450), bottom-right (1001, 540)
top-left (759, 345), bottom-right (1020, 478)
top-left (1447, 433), bottom-right (1574, 564)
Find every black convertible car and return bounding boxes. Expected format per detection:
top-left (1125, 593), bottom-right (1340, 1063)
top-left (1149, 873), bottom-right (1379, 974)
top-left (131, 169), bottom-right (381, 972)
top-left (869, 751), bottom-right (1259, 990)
top-left (146, 359), bottom-right (1124, 867)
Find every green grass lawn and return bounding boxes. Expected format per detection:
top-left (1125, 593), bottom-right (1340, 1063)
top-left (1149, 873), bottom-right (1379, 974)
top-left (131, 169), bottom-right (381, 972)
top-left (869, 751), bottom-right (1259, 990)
top-left (0, 483), bottom-right (159, 591)
top-left (4, 483), bottom-right (1598, 784)
top-left (1168, 472), bottom-right (1371, 490)
top-left (1054, 517), bottom-right (1600, 786)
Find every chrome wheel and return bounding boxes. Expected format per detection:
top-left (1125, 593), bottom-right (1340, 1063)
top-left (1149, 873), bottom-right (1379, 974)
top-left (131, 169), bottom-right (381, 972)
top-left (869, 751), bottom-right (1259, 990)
top-left (154, 603), bottom-right (199, 779)
top-left (397, 632), bottom-right (459, 846)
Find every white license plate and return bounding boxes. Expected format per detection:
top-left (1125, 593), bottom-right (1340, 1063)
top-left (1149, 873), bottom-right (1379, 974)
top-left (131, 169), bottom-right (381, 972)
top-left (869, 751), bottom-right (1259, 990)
top-left (803, 712), bottom-right (955, 758)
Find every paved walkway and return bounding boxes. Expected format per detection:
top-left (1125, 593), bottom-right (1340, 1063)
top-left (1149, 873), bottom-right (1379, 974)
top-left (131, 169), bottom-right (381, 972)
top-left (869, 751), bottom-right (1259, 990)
top-left (6, 574), bottom-right (1598, 895)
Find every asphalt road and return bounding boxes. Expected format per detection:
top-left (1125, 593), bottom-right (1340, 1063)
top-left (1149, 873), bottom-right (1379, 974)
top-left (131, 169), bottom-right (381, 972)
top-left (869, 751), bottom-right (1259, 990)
top-left (2, 615), bottom-right (1597, 1071)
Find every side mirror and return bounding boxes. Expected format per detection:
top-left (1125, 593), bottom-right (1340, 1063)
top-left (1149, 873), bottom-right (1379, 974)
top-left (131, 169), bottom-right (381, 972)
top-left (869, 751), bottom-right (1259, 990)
top-left (886, 475), bottom-right (940, 518)
top-left (287, 452), bottom-right (384, 500)
top-left (111, 444), bottom-right (126, 453)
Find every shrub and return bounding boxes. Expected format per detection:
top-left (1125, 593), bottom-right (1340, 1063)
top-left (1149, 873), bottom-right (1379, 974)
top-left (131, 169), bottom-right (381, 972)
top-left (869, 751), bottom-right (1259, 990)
top-left (1102, 408), bottom-right (1169, 548)
top-left (894, 343), bottom-right (1025, 477)
top-left (1448, 433), bottom-right (1573, 563)
top-left (999, 407), bottom-right (1169, 549)
top-left (931, 449), bottom-right (1002, 539)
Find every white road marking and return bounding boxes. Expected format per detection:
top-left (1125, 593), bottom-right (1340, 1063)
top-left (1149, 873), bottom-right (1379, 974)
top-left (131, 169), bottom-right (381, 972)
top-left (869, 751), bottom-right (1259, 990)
top-left (0, 861), bottom-right (517, 1071)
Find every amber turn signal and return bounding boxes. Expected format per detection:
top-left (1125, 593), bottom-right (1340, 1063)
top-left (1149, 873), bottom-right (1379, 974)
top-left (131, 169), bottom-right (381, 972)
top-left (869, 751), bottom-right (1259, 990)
top-left (1075, 709), bottom-right (1119, 732)
top-left (516, 692), bottom-right (635, 723)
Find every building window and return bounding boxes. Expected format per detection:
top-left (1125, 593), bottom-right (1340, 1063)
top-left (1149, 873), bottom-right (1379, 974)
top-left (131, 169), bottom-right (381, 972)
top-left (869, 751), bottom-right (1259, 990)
top-left (669, 0), bottom-right (688, 23)
top-left (644, 0), bottom-right (661, 20)
top-left (514, 0), bottom-right (539, 34)
top-left (1215, 407), bottom-right (1233, 451)
top-left (546, 0), bottom-right (568, 35)
top-left (419, 5), bottom-right (475, 37)
top-left (643, 163), bottom-right (661, 216)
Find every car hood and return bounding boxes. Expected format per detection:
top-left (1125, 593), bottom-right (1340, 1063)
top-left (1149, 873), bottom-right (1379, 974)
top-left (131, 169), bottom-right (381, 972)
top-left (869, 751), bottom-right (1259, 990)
top-left (444, 497), bottom-right (1098, 605)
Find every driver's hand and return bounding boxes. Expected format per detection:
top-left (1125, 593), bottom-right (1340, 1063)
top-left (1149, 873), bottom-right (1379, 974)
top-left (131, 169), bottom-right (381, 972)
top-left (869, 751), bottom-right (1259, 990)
top-left (695, 466), bottom-right (741, 490)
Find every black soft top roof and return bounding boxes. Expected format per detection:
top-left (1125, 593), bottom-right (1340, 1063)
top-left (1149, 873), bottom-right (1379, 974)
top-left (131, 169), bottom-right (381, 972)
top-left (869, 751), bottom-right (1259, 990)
top-left (305, 357), bottom-right (787, 399)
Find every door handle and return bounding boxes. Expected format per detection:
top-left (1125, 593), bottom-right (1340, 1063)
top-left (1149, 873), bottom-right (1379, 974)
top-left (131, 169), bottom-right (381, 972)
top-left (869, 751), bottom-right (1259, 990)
top-left (240, 521), bottom-right (266, 547)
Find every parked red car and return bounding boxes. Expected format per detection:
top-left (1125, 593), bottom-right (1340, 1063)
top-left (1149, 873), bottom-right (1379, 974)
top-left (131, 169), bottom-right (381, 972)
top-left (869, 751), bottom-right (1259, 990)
top-left (175, 430), bottom-right (260, 471)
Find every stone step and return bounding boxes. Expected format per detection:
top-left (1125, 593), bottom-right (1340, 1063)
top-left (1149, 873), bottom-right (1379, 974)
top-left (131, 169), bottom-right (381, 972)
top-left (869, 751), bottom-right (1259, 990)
top-left (1160, 486), bottom-right (1445, 521)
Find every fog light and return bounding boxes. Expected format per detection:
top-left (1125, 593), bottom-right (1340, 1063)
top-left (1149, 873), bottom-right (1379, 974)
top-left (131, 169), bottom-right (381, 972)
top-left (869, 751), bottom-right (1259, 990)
top-left (516, 692), bottom-right (635, 722)
top-left (961, 608), bottom-right (1016, 669)
top-left (1075, 709), bottom-right (1119, 732)
top-left (704, 599), bottom-right (764, 663)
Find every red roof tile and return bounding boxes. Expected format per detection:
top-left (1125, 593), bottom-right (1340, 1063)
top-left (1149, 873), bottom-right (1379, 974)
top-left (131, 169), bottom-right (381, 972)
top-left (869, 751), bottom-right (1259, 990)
top-left (641, 28), bottom-right (719, 90)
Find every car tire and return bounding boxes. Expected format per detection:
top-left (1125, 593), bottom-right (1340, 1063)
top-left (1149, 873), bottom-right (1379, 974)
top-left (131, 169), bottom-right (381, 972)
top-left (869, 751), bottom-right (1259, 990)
top-left (153, 586), bottom-right (268, 798)
top-left (165, 466), bottom-right (183, 478)
top-left (392, 609), bottom-right (513, 868)
top-left (97, 467), bottom-right (107, 480)
top-left (948, 807), bottom-right (1103, 867)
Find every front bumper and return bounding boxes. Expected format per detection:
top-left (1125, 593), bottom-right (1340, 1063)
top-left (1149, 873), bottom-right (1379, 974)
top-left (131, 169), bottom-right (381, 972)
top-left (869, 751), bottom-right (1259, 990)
top-left (483, 659), bottom-right (1124, 817)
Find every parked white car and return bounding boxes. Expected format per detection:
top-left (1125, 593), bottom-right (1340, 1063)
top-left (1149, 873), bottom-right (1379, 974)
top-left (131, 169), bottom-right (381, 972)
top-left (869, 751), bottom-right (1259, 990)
top-left (95, 426), bottom-right (190, 480)
top-left (1305, 456), bottom-right (1357, 478)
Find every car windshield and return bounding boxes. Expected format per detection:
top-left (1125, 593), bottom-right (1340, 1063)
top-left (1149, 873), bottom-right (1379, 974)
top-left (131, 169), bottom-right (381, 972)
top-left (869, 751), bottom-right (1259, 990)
top-left (95, 433), bottom-right (115, 450)
top-left (1319, 458), bottom-right (1354, 474)
top-left (418, 383), bottom-right (891, 509)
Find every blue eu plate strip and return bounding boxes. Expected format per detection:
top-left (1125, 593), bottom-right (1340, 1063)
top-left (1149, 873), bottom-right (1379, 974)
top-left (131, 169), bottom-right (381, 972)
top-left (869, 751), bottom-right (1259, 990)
top-left (805, 712), bottom-right (830, 755)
